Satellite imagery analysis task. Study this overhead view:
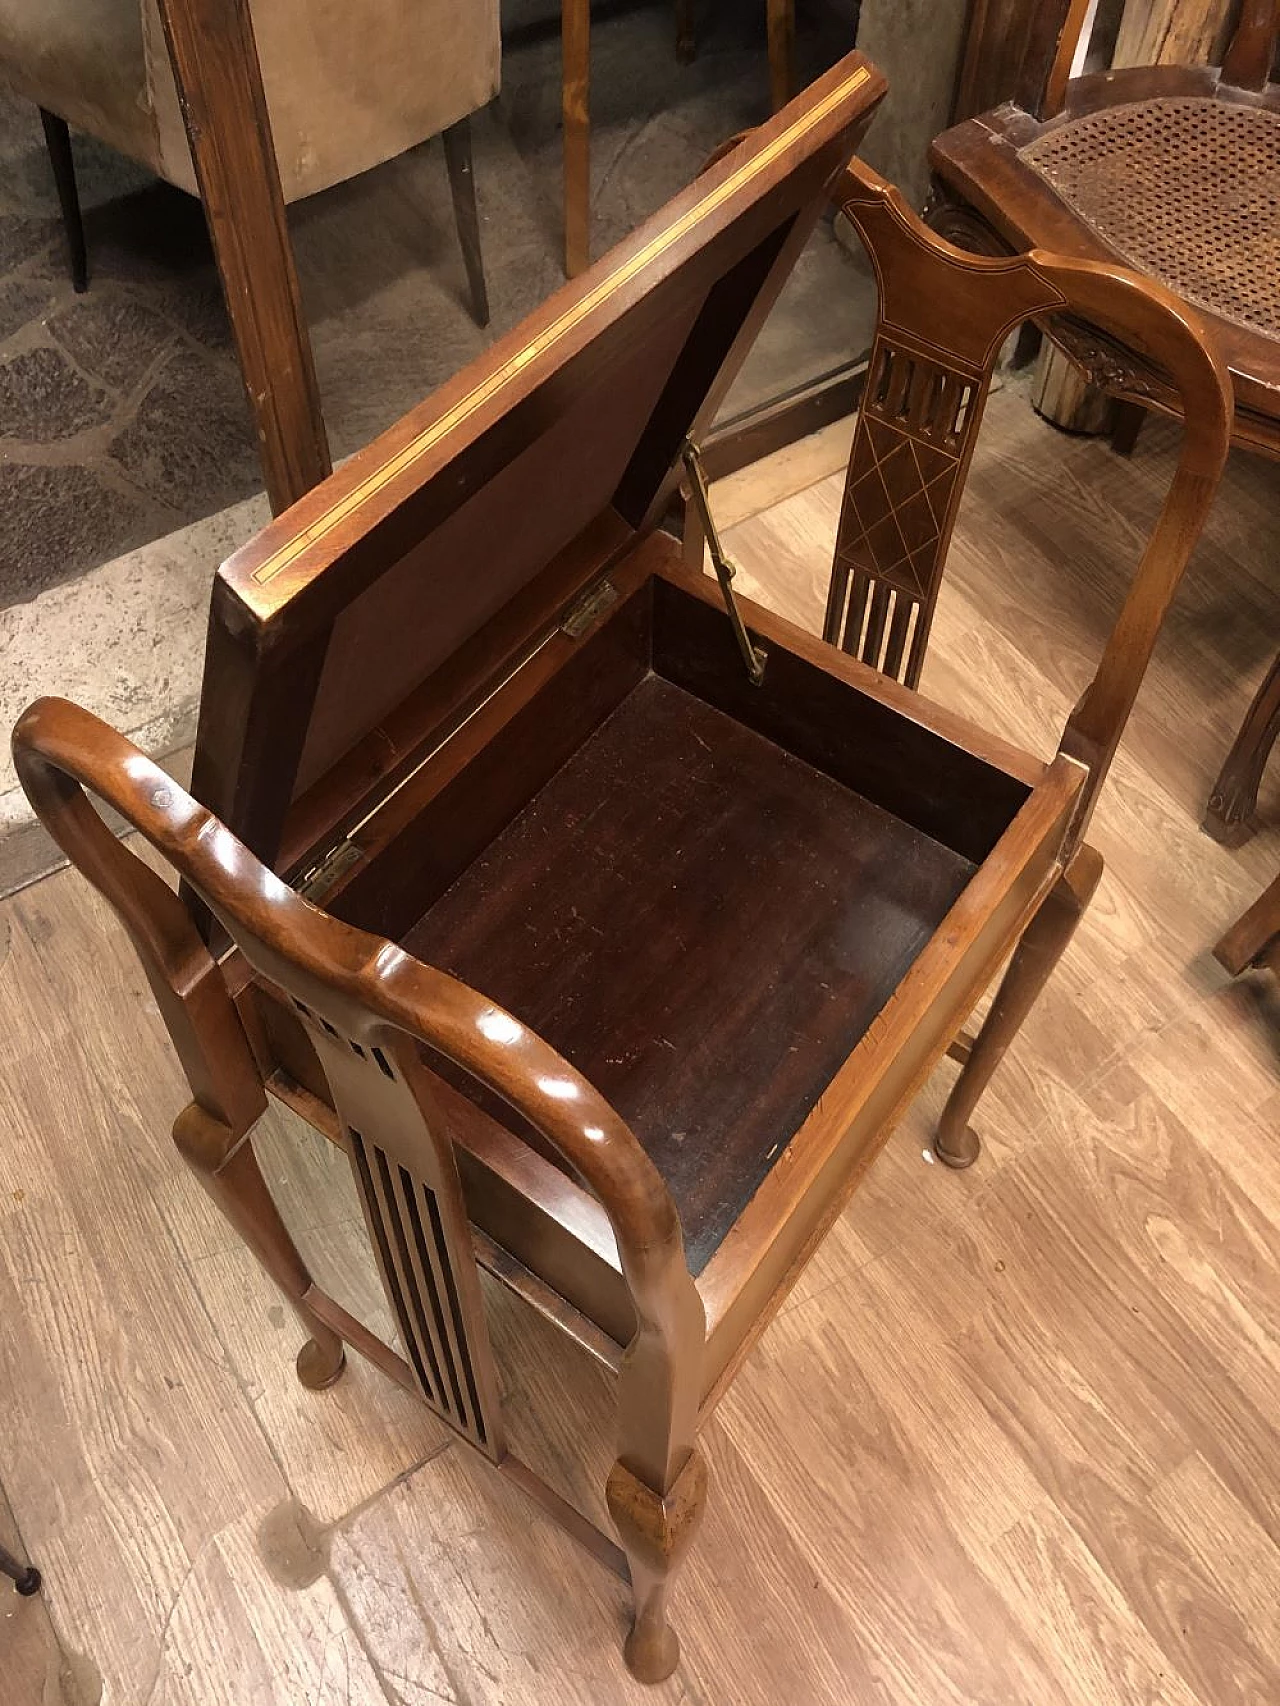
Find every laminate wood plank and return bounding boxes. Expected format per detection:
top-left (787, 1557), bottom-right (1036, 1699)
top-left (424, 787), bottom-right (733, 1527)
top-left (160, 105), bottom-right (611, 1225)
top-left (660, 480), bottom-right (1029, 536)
top-left (987, 1497), bottom-right (1204, 1706)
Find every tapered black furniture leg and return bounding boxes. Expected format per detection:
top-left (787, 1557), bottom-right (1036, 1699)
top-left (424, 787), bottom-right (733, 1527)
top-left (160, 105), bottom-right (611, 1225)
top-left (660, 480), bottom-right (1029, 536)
top-left (443, 117), bottom-right (490, 328)
top-left (39, 108), bottom-right (88, 293)
top-left (0, 1540), bottom-right (41, 1596)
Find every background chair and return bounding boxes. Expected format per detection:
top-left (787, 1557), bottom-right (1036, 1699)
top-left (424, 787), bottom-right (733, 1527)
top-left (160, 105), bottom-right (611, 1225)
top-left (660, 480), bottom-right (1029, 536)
top-left (926, 0), bottom-right (1279, 845)
top-left (0, 0), bottom-right (498, 512)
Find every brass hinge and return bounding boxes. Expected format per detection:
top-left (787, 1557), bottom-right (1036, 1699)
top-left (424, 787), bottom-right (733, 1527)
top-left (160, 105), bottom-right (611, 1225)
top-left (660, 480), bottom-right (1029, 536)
top-left (561, 576), bottom-right (618, 638)
top-left (681, 438), bottom-right (768, 687)
top-left (292, 839), bottom-right (364, 904)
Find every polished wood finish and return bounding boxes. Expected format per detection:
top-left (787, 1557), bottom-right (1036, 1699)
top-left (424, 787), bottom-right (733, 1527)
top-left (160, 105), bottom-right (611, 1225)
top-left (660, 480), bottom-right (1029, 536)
top-left (824, 160), bottom-right (1230, 852)
top-left (931, 0), bottom-right (1280, 843)
top-left (936, 843), bottom-right (1104, 1167)
top-left (10, 64), bottom-right (1233, 1687)
top-left (38, 107), bottom-right (86, 293)
top-left (152, 0), bottom-right (331, 514)
top-left (198, 57), bottom-right (886, 876)
top-left (4, 385), bottom-right (1275, 1704)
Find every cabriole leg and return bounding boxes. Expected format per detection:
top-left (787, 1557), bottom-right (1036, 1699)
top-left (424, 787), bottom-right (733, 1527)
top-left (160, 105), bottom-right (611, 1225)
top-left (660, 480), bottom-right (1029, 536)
top-left (606, 1450), bottom-right (707, 1684)
top-left (172, 1103), bottom-right (346, 1389)
top-left (1204, 650), bottom-right (1280, 847)
top-left (936, 846), bottom-right (1104, 1168)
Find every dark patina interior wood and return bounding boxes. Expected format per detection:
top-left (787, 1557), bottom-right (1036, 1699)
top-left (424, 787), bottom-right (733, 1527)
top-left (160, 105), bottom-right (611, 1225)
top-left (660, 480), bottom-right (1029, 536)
top-left (399, 634), bottom-right (982, 1275)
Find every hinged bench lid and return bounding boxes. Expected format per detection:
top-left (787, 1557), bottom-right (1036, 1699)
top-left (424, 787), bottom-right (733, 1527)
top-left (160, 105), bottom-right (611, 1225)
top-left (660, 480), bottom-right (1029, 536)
top-left (194, 53), bottom-right (886, 873)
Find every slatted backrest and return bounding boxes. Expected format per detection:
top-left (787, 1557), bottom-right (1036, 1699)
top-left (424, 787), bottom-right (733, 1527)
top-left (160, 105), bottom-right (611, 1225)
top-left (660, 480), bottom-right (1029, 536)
top-left (828, 158), bottom-right (1231, 844)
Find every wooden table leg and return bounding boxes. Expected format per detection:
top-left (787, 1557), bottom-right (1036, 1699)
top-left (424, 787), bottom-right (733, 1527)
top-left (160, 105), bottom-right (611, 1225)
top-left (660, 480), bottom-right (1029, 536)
top-left (153, 0), bottom-right (331, 514)
top-left (563, 0), bottom-right (591, 277)
top-left (767, 0), bottom-right (796, 113)
top-left (1204, 649), bottom-right (1280, 847)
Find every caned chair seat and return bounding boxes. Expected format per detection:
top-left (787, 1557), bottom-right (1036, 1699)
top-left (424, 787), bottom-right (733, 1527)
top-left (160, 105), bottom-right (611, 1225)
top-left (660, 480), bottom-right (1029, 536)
top-left (1019, 97), bottom-right (1280, 343)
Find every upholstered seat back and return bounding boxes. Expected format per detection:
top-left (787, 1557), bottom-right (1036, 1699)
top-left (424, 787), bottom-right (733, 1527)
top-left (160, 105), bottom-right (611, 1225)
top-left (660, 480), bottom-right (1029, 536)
top-left (0, 0), bottom-right (499, 201)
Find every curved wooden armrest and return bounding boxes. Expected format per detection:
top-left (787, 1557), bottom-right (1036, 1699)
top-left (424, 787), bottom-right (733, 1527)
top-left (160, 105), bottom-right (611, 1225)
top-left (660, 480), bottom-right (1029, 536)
top-left (13, 697), bottom-right (704, 1460)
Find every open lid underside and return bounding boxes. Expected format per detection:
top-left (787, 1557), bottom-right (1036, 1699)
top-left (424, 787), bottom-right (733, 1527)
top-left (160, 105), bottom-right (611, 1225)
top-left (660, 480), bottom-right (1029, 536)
top-left (196, 51), bottom-right (886, 871)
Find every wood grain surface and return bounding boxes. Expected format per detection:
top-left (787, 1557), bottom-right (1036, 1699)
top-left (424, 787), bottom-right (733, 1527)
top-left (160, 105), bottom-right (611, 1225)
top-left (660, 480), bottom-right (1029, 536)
top-left (1, 384), bottom-right (1277, 1702)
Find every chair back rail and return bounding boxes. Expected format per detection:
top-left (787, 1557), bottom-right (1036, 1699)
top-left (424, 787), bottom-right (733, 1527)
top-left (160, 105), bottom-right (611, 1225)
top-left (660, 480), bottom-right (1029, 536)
top-left (11, 699), bottom-right (705, 1490)
top-left (827, 159), bottom-right (1231, 849)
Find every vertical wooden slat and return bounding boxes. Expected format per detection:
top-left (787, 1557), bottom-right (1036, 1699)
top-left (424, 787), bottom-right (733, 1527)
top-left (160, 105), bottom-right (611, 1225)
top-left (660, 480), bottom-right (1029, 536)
top-left (862, 582), bottom-right (892, 668)
top-left (153, 0), bottom-right (330, 514)
top-left (821, 560), bottom-right (850, 646)
top-left (842, 569), bottom-right (874, 655)
top-left (396, 1168), bottom-right (477, 1440)
top-left (882, 593), bottom-right (916, 681)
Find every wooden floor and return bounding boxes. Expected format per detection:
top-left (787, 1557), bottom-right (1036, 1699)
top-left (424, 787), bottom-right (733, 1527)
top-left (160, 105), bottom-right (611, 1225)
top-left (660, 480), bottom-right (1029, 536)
top-left (2, 387), bottom-right (1278, 1705)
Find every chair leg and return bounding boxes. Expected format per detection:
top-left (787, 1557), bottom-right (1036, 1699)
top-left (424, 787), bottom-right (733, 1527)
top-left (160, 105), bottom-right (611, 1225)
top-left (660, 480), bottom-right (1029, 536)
top-left (607, 1450), bottom-right (707, 1684)
top-left (1204, 650), bottom-right (1280, 847)
top-left (172, 1104), bottom-right (346, 1390)
top-left (562, 0), bottom-right (591, 277)
top-left (936, 846), bottom-right (1103, 1168)
top-left (1110, 399), bottom-right (1147, 458)
top-left (1215, 870), bottom-right (1280, 976)
top-left (442, 117), bottom-right (489, 329)
top-left (38, 108), bottom-right (87, 293)
top-left (766, 0), bottom-right (796, 112)
top-left (675, 0), bottom-right (696, 63)
top-left (0, 1543), bottom-right (41, 1596)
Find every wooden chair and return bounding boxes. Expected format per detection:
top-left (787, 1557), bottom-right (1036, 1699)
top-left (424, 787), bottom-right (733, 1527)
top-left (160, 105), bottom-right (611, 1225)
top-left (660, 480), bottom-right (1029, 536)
top-left (928, 0), bottom-right (1280, 844)
top-left (12, 138), bottom-right (1230, 1682)
top-left (560, 0), bottom-right (796, 275)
